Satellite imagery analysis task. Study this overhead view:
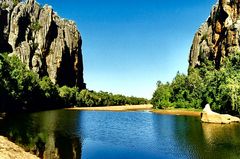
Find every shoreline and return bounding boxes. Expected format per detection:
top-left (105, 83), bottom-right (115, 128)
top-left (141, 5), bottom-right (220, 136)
top-left (0, 136), bottom-right (39, 159)
top-left (66, 104), bottom-right (153, 111)
top-left (151, 109), bottom-right (201, 117)
top-left (66, 105), bottom-right (202, 117)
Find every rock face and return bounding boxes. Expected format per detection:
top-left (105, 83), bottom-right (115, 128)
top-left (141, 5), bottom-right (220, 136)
top-left (0, 0), bottom-right (85, 89)
top-left (189, 0), bottom-right (240, 69)
top-left (201, 104), bottom-right (240, 124)
top-left (0, 136), bottom-right (39, 159)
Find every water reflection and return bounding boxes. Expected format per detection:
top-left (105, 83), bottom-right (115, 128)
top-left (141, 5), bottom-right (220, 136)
top-left (170, 116), bottom-right (205, 159)
top-left (152, 114), bottom-right (240, 159)
top-left (151, 114), bottom-right (179, 156)
top-left (78, 111), bottom-right (162, 159)
top-left (202, 123), bottom-right (240, 143)
top-left (0, 110), bottom-right (82, 159)
top-left (201, 123), bottom-right (240, 158)
top-left (1, 110), bottom-right (240, 159)
top-left (152, 115), bottom-right (204, 158)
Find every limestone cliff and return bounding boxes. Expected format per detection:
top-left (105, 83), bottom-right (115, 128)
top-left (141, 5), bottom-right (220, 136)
top-left (189, 0), bottom-right (240, 69)
top-left (0, 0), bottom-right (85, 89)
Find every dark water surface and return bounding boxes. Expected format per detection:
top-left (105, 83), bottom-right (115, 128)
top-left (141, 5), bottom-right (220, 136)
top-left (0, 110), bottom-right (240, 159)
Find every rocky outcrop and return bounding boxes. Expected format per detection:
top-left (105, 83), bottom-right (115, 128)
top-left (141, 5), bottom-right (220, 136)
top-left (201, 104), bottom-right (240, 124)
top-left (0, 0), bottom-right (85, 89)
top-left (189, 0), bottom-right (240, 69)
top-left (0, 136), bottom-right (39, 159)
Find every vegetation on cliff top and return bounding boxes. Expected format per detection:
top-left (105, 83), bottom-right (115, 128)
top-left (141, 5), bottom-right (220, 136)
top-left (152, 51), bottom-right (240, 115)
top-left (0, 53), bottom-right (148, 112)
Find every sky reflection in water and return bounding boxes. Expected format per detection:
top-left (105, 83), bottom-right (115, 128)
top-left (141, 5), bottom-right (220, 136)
top-left (0, 110), bottom-right (240, 159)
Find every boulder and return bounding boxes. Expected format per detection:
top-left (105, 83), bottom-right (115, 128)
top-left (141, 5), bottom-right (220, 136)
top-left (201, 104), bottom-right (240, 124)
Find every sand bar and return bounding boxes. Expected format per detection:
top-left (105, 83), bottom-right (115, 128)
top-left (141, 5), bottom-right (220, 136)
top-left (152, 109), bottom-right (201, 117)
top-left (66, 104), bottom-right (153, 111)
top-left (66, 105), bottom-right (201, 117)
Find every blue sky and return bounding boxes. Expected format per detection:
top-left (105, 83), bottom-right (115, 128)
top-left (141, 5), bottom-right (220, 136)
top-left (38, 0), bottom-right (216, 99)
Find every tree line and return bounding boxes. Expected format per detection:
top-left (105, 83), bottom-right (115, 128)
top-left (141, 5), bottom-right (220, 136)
top-left (151, 51), bottom-right (240, 115)
top-left (0, 53), bottom-right (149, 112)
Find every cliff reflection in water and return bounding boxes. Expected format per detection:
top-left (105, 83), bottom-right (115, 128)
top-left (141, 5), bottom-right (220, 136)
top-left (1, 110), bottom-right (240, 159)
top-left (0, 110), bottom-right (82, 159)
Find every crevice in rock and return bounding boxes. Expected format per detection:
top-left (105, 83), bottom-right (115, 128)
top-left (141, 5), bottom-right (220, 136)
top-left (38, 21), bottom-right (58, 77)
top-left (28, 28), bottom-right (34, 69)
top-left (15, 13), bottom-right (31, 47)
top-left (215, 28), bottom-right (227, 69)
top-left (219, 7), bottom-right (229, 24)
top-left (56, 42), bottom-right (76, 87)
top-left (45, 20), bottom-right (58, 54)
top-left (76, 38), bottom-right (85, 89)
top-left (0, 9), bottom-right (12, 52)
top-left (38, 56), bottom-right (47, 77)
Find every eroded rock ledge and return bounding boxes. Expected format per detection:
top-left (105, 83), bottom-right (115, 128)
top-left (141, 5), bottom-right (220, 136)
top-left (201, 104), bottom-right (240, 124)
top-left (0, 136), bottom-right (39, 159)
top-left (0, 0), bottom-right (85, 89)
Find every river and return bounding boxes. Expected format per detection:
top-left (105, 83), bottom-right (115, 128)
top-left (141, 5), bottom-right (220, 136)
top-left (0, 109), bottom-right (240, 159)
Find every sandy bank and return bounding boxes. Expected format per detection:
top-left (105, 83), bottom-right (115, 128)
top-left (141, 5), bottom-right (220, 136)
top-left (152, 109), bottom-right (201, 117)
top-left (66, 105), bottom-right (201, 117)
top-left (0, 136), bottom-right (39, 159)
top-left (66, 104), bottom-right (153, 111)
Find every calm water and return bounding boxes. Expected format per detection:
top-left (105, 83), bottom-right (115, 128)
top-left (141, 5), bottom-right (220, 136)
top-left (0, 110), bottom-right (240, 159)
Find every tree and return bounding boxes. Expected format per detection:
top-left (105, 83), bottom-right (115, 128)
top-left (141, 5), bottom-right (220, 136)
top-left (151, 81), bottom-right (172, 109)
top-left (58, 86), bottom-right (78, 107)
top-left (0, 53), bottom-right (40, 111)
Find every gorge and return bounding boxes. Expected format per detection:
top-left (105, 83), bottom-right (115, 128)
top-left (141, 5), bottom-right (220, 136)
top-left (1, 0), bottom-right (240, 159)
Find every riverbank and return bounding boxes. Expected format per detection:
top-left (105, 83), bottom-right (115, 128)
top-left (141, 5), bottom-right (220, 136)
top-left (0, 136), bottom-right (39, 159)
top-left (151, 108), bottom-right (201, 117)
top-left (66, 104), bottom-right (153, 111)
top-left (66, 105), bottom-right (202, 116)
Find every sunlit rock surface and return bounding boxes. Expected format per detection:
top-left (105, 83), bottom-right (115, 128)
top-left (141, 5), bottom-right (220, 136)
top-left (0, 136), bottom-right (39, 159)
top-left (0, 0), bottom-right (85, 89)
top-left (201, 104), bottom-right (240, 124)
top-left (189, 0), bottom-right (240, 69)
